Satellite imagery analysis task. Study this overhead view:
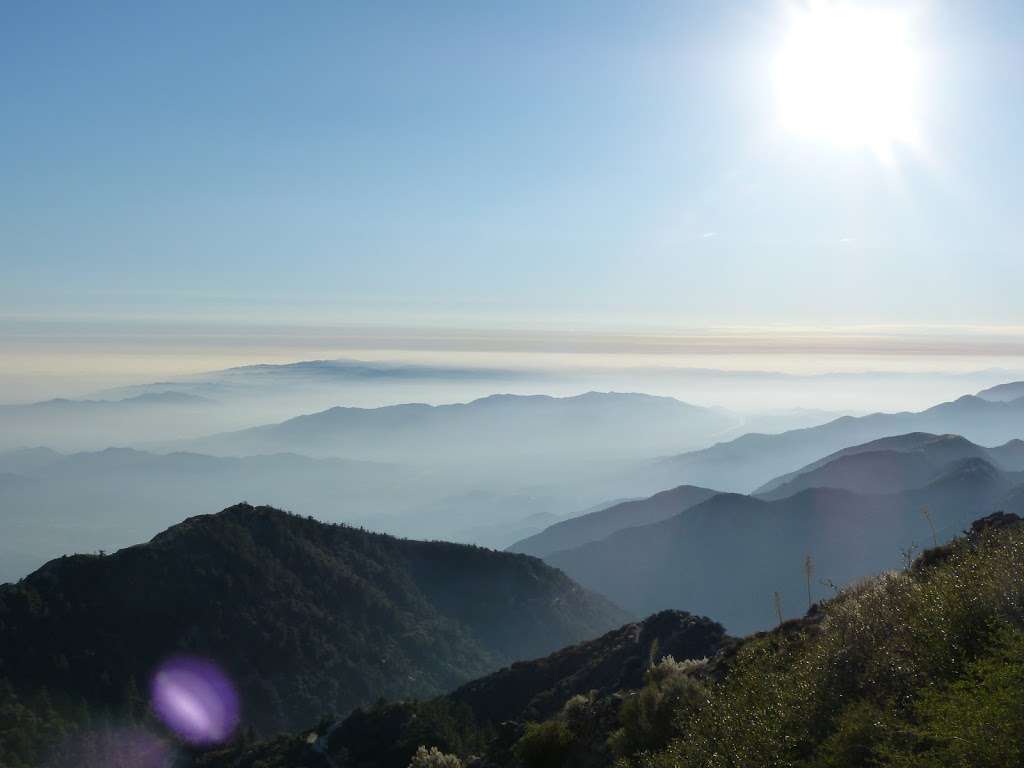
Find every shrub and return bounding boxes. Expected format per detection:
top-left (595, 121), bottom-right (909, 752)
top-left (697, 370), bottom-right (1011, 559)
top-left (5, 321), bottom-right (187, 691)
top-left (408, 745), bottom-right (463, 768)
top-left (610, 656), bottom-right (708, 758)
top-left (887, 624), bottom-right (1024, 768)
top-left (512, 720), bottom-right (573, 768)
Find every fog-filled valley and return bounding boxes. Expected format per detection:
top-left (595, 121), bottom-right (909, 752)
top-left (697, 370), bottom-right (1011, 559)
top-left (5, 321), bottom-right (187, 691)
top-left (6, 359), bottom-right (1024, 587)
top-left (5, 360), bottom-right (1024, 593)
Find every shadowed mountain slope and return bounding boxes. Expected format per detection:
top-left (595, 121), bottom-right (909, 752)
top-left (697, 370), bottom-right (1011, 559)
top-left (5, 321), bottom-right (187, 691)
top-left (508, 485), bottom-right (720, 558)
top-left (194, 610), bottom-right (729, 768)
top-left (0, 504), bottom-right (627, 736)
top-left (547, 454), bottom-right (1023, 634)
top-left (446, 609), bottom-right (726, 725)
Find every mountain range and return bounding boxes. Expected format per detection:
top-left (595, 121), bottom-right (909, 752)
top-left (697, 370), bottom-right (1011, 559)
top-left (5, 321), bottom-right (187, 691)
top-left (754, 431), bottom-right (1024, 498)
top-left (508, 485), bottom-right (719, 558)
top-left (655, 391), bottom-right (1024, 492)
top-left (976, 380), bottom-right (1024, 402)
top-left (4, 382), bottom-right (1024, 765)
top-left (541, 432), bottom-right (1024, 633)
top-left (0, 441), bottom-right (671, 583)
top-left (164, 391), bottom-right (737, 463)
top-left (93, 358), bottom-right (533, 402)
top-left (0, 393), bottom-right (217, 452)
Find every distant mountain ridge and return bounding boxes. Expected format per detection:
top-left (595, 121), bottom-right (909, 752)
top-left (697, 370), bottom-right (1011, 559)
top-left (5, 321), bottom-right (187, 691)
top-left (657, 392), bottom-right (1024, 493)
top-left (508, 485), bottom-right (720, 558)
top-left (168, 391), bottom-right (737, 463)
top-left (1, 391), bottom-right (213, 409)
top-left (754, 432), bottom-right (1024, 499)
top-left (93, 358), bottom-right (531, 401)
top-left (0, 504), bottom-right (628, 735)
top-left (976, 380), bottom-right (1024, 402)
top-left (0, 391), bottom-right (217, 452)
top-left (546, 433), bottom-right (1024, 633)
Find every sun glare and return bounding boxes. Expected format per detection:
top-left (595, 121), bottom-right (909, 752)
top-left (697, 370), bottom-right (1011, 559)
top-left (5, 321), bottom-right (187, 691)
top-left (773, 2), bottom-right (921, 153)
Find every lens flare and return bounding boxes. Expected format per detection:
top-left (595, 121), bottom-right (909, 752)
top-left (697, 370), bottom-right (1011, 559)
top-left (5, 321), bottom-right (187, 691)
top-left (150, 656), bottom-right (240, 745)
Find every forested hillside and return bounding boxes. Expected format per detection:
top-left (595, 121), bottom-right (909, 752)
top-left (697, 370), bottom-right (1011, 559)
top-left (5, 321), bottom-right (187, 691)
top-left (0, 505), bottom-right (626, 766)
top-left (194, 610), bottom-right (729, 768)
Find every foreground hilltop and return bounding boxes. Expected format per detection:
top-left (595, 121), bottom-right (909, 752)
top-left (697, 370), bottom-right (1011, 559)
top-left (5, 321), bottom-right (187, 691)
top-left (0, 504), bottom-right (627, 750)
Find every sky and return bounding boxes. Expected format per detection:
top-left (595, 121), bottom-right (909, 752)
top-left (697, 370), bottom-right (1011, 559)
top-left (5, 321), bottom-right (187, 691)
top-left (2, 1), bottom-right (1023, 397)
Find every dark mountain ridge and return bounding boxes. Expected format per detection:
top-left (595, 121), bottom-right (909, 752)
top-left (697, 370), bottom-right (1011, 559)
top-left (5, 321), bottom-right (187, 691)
top-left (447, 609), bottom-right (726, 725)
top-left (195, 610), bottom-right (729, 768)
top-left (0, 504), bottom-right (627, 735)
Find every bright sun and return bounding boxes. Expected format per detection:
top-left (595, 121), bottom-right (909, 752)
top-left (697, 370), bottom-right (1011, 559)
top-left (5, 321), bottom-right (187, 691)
top-left (773, 2), bottom-right (921, 152)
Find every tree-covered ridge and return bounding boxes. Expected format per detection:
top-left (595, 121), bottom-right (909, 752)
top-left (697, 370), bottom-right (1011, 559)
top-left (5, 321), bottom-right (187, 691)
top-left (0, 503), bottom-right (627, 762)
top-left (446, 610), bottom-right (724, 726)
top-left (194, 610), bottom-right (728, 768)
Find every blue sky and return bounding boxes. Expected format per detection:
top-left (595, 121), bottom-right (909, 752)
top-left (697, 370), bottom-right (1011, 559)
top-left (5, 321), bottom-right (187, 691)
top-left (2, 1), bottom-right (1023, 340)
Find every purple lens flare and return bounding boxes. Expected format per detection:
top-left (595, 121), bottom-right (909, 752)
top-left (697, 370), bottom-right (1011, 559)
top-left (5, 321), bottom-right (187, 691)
top-left (150, 655), bottom-right (240, 745)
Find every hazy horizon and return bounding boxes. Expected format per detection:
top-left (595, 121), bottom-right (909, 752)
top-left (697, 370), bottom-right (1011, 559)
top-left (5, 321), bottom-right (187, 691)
top-left (4, 2), bottom-right (1023, 392)
top-left (3, 317), bottom-right (1023, 414)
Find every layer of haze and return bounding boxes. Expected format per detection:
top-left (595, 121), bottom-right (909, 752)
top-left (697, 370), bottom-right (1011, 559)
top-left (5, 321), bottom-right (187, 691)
top-left (3, 318), bottom-right (1024, 413)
